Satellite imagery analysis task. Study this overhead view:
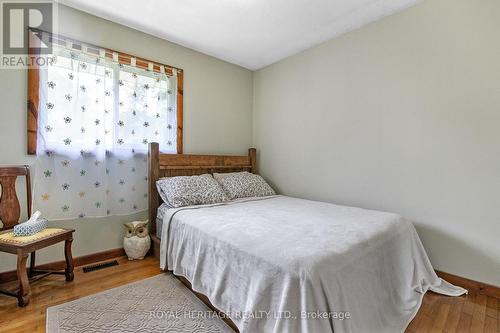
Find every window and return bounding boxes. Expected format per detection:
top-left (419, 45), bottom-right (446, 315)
top-left (39, 48), bottom-right (178, 158)
top-left (27, 29), bottom-right (184, 156)
top-left (28, 30), bottom-right (184, 219)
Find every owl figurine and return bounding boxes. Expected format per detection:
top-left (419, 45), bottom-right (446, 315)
top-left (123, 220), bottom-right (151, 260)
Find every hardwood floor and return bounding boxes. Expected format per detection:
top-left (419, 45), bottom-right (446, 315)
top-left (0, 256), bottom-right (498, 332)
top-left (406, 287), bottom-right (499, 333)
top-left (0, 256), bottom-right (160, 333)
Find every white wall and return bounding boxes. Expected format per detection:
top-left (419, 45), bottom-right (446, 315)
top-left (0, 5), bottom-right (253, 272)
top-left (253, 0), bottom-right (500, 286)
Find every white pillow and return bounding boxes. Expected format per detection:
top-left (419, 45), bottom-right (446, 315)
top-left (213, 171), bottom-right (276, 200)
top-left (156, 174), bottom-right (228, 208)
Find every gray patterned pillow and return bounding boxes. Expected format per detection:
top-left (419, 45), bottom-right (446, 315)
top-left (213, 172), bottom-right (276, 200)
top-left (156, 174), bottom-right (228, 208)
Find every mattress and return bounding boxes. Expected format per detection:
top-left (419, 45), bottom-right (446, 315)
top-left (156, 202), bottom-right (170, 237)
top-left (159, 196), bottom-right (466, 333)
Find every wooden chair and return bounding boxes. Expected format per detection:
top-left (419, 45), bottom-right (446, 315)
top-left (0, 166), bottom-right (74, 307)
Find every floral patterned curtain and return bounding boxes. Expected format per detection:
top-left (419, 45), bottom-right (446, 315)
top-left (33, 45), bottom-right (177, 220)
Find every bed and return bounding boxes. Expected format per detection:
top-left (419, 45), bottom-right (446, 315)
top-left (147, 143), bottom-right (466, 333)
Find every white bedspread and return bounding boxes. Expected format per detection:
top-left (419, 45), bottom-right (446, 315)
top-left (160, 196), bottom-right (466, 333)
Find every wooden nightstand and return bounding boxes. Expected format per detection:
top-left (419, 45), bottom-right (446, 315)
top-left (0, 166), bottom-right (75, 307)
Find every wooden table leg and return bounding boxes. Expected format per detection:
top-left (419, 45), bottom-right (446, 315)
top-left (16, 251), bottom-right (30, 307)
top-left (64, 238), bottom-right (74, 282)
top-left (29, 251), bottom-right (36, 278)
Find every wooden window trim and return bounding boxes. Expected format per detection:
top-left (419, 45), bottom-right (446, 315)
top-left (27, 31), bottom-right (41, 155)
top-left (27, 29), bottom-right (184, 155)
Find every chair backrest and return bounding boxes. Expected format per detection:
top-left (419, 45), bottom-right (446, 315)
top-left (0, 166), bottom-right (31, 230)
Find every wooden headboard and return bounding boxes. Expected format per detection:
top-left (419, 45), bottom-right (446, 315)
top-left (147, 142), bottom-right (256, 236)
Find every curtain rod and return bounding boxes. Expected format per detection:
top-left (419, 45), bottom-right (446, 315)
top-left (29, 28), bottom-right (183, 75)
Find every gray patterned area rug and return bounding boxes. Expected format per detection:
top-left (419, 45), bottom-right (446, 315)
top-left (46, 273), bottom-right (233, 333)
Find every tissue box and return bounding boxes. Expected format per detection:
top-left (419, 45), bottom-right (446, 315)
top-left (13, 218), bottom-right (48, 237)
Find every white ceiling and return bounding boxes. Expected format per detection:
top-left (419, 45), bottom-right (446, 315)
top-left (59, 0), bottom-right (420, 70)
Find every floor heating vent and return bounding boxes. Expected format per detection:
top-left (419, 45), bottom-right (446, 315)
top-left (83, 260), bottom-right (119, 273)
